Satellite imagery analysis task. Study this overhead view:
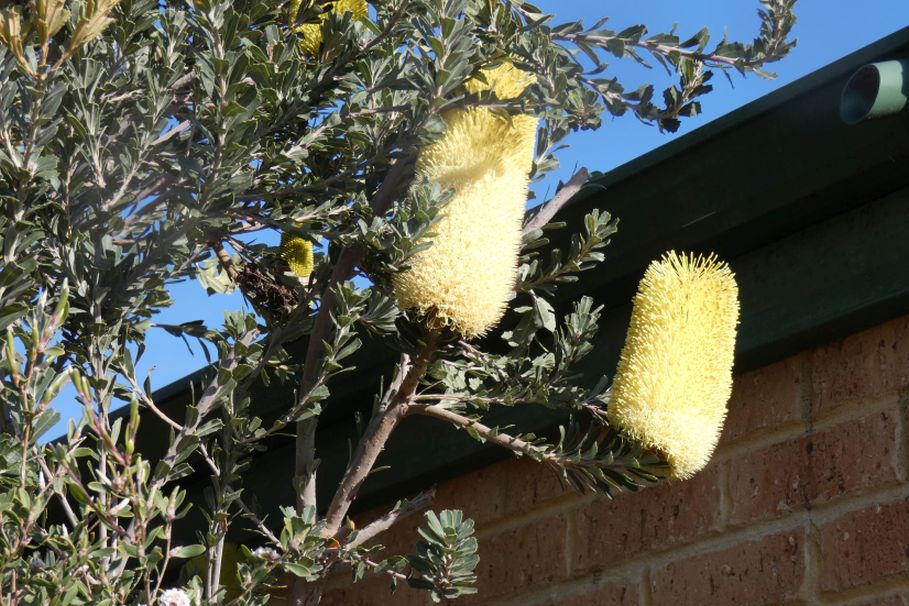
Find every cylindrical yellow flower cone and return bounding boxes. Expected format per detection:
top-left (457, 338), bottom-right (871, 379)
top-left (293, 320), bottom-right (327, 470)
top-left (288, 0), bottom-right (368, 55)
top-left (393, 63), bottom-right (538, 338)
top-left (280, 233), bottom-right (314, 277)
top-left (607, 251), bottom-right (740, 479)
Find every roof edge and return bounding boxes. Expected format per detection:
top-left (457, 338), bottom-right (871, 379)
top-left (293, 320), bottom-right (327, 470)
top-left (577, 25), bottom-right (909, 197)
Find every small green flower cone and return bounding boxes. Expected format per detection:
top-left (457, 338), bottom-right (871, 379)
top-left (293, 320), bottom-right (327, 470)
top-left (280, 233), bottom-right (314, 278)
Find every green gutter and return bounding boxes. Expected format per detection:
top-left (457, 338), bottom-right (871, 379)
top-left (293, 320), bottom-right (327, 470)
top-left (578, 25), bottom-right (909, 193)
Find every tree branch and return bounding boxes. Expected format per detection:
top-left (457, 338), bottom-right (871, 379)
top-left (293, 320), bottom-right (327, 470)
top-left (290, 326), bottom-right (432, 606)
top-left (345, 486), bottom-right (436, 550)
top-left (294, 153), bottom-right (416, 512)
top-left (322, 331), bottom-right (438, 538)
top-left (359, 0), bottom-right (412, 55)
top-left (152, 328), bottom-right (259, 489)
top-left (522, 168), bottom-right (590, 236)
top-left (412, 404), bottom-right (574, 467)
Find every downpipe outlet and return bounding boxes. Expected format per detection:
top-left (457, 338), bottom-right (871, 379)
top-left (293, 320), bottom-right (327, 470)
top-left (840, 59), bottom-right (909, 124)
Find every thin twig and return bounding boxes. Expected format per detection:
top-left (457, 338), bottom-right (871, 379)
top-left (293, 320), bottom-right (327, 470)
top-left (236, 497), bottom-right (280, 545)
top-left (149, 120), bottom-right (190, 146)
top-left (212, 240), bottom-right (241, 282)
top-left (151, 329), bottom-right (259, 490)
top-left (413, 404), bottom-right (573, 467)
top-left (346, 487), bottom-right (436, 550)
top-left (415, 393), bottom-right (610, 423)
top-left (350, 554), bottom-right (409, 583)
top-left (122, 373), bottom-right (184, 431)
top-left (37, 457), bottom-right (77, 528)
top-left (359, 0), bottom-right (412, 55)
top-left (522, 168), bottom-right (590, 236)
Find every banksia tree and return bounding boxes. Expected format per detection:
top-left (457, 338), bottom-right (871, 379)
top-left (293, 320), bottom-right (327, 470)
top-left (0, 0), bottom-right (797, 604)
top-left (607, 251), bottom-right (740, 478)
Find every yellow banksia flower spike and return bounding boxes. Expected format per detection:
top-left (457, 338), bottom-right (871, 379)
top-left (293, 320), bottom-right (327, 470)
top-left (607, 251), bottom-right (740, 479)
top-left (393, 62), bottom-right (538, 338)
top-left (280, 233), bottom-right (315, 278)
top-left (288, 0), bottom-right (368, 55)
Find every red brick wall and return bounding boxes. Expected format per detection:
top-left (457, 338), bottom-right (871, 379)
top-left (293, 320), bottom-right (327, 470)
top-left (320, 315), bottom-right (909, 605)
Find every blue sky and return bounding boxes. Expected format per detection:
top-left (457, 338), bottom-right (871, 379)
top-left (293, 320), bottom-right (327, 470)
top-left (48, 2), bottom-right (909, 436)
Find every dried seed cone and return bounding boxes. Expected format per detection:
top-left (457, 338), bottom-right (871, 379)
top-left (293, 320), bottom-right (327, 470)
top-left (607, 251), bottom-right (740, 479)
top-left (288, 0), bottom-right (368, 55)
top-left (393, 63), bottom-right (537, 338)
top-left (280, 233), bottom-right (314, 277)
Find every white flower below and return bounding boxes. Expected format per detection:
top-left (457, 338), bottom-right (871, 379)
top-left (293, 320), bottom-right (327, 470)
top-left (252, 546), bottom-right (280, 563)
top-left (158, 588), bottom-right (191, 606)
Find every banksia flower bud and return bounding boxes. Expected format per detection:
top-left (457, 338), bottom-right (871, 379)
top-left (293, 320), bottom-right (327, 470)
top-left (280, 233), bottom-right (314, 278)
top-left (393, 63), bottom-right (538, 338)
top-left (288, 0), bottom-right (368, 55)
top-left (607, 251), bottom-right (740, 479)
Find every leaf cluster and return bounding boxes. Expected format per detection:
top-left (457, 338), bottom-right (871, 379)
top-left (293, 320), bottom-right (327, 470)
top-left (405, 510), bottom-right (479, 602)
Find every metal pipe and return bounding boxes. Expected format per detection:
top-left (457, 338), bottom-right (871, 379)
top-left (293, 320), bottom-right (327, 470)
top-left (840, 59), bottom-right (909, 124)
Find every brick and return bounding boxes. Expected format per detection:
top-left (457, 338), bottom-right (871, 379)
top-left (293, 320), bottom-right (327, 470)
top-left (462, 513), bottom-right (569, 603)
top-left (544, 578), bottom-right (639, 606)
top-left (811, 316), bottom-right (909, 416)
top-left (320, 573), bottom-right (427, 606)
top-left (849, 596), bottom-right (905, 606)
top-left (572, 464), bottom-right (722, 572)
top-left (502, 456), bottom-right (572, 516)
top-left (650, 529), bottom-right (805, 605)
top-left (431, 460), bottom-right (507, 528)
top-left (721, 355), bottom-right (805, 445)
top-left (729, 409), bottom-right (901, 525)
top-left (818, 499), bottom-right (909, 593)
top-left (350, 465), bottom-right (510, 564)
